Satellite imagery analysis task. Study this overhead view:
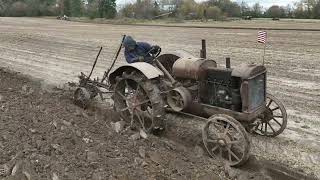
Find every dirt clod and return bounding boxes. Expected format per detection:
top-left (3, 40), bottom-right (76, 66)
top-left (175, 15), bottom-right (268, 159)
top-left (139, 129), bottom-right (148, 139)
top-left (149, 151), bottom-right (163, 165)
top-left (224, 163), bottom-right (240, 179)
top-left (194, 145), bottom-right (204, 158)
top-left (134, 157), bottom-right (144, 166)
top-left (138, 146), bottom-right (146, 159)
top-left (52, 173), bottom-right (59, 180)
top-left (91, 171), bottom-right (104, 180)
top-left (0, 164), bottom-right (9, 177)
top-left (62, 120), bottom-right (72, 127)
top-left (111, 121), bottom-right (126, 133)
top-left (75, 130), bottom-right (82, 137)
top-left (130, 133), bottom-right (141, 141)
top-left (21, 85), bottom-right (34, 95)
top-left (87, 151), bottom-right (99, 162)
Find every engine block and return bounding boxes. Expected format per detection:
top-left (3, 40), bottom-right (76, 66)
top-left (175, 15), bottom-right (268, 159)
top-left (200, 68), bottom-right (242, 111)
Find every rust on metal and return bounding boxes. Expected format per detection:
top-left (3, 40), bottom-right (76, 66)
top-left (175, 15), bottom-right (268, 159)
top-left (200, 39), bottom-right (207, 59)
top-left (155, 59), bottom-right (176, 84)
top-left (167, 87), bottom-right (192, 112)
top-left (232, 63), bottom-right (267, 80)
top-left (226, 57), bottom-right (231, 69)
top-left (108, 62), bottom-right (164, 84)
top-left (172, 57), bottom-right (217, 80)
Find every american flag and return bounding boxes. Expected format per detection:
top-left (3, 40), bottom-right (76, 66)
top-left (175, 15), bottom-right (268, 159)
top-left (258, 31), bottom-right (267, 44)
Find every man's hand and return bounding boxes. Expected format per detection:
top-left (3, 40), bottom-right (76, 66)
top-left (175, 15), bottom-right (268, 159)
top-left (151, 45), bottom-right (160, 53)
top-left (138, 56), bottom-right (144, 62)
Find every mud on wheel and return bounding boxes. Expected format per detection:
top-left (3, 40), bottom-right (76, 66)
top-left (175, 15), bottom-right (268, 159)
top-left (254, 93), bottom-right (287, 137)
top-left (202, 114), bottom-right (250, 167)
top-left (112, 71), bottom-right (165, 133)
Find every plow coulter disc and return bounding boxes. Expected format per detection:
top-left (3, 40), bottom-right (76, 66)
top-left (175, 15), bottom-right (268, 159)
top-left (202, 114), bottom-right (250, 167)
top-left (74, 87), bottom-right (91, 109)
top-left (254, 93), bottom-right (287, 137)
top-left (113, 72), bottom-right (165, 133)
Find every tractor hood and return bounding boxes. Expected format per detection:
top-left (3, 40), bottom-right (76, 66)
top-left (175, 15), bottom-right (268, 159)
top-left (232, 64), bottom-right (267, 80)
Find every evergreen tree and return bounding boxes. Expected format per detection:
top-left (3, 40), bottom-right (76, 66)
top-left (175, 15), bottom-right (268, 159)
top-left (71, 0), bottom-right (82, 17)
top-left (63, 0), bottom-right (71, 16)
top-left (313, 1), bottom-right (320, 18)
top-left (98, 0), bottom-right (117, 18)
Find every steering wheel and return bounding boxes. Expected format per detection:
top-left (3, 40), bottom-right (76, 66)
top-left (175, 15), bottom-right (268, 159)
top-left (147, 46), bottom-right (162, 59)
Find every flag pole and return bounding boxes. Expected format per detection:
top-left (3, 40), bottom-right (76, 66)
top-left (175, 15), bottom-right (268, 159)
top-left (258, 30), bottom-right (267, 66)
top-left (263, 43), bottom-right (266, 66)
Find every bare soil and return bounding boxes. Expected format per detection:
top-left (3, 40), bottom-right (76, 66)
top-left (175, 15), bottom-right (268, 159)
top-left (0, 17), bottom-right (319, 179)
top-left (70, 17), bottom-right (320, 30)
top-left (0, 68), bottom-right (226, 179)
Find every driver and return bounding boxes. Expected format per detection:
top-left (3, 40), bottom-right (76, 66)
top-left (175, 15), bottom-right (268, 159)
top-left (123, 36), bottom-right (160, 64)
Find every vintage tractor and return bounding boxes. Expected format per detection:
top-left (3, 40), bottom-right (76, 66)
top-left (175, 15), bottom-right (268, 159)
top-left (74, 36), bottom-right (287, 167)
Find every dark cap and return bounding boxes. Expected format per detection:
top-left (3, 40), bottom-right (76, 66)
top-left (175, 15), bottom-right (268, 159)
top-left (123, 36), bottom-right (137, 49)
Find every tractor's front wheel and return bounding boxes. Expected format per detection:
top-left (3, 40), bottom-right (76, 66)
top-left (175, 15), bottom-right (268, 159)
top-left (112, 71), bottom-right (165, 133)
top-left (253, 93), bottom-right (287, 137)
top-left (202, 114), bottom-right (250, 167)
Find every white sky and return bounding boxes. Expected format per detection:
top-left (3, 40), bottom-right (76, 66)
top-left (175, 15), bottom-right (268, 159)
top-left (233, 0), bottom-right (297, 7)
top-left (117, 0), bottom-right (298, 7)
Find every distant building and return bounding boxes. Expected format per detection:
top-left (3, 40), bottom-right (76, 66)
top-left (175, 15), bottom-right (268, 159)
top-left (161, 4), bottom-right (176, 12)
top-left (159, 0), bottom-right (178, 12)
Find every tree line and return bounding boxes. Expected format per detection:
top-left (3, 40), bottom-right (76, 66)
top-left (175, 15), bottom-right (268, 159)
top-left (0, 0), bottom-right (116, 18)
top-left (120, 0), bottom-right (320, 20)
top-left (0, 0), bottom-right (320, 19)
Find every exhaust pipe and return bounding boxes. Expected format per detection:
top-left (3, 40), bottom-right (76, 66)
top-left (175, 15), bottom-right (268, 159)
top-left (200, 39), bottom-right (206, 59)
top-left (226, 57), bottom-right (231, 68)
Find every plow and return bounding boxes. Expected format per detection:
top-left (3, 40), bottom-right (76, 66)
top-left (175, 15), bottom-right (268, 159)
top-left (74, 35), bottom-right (288, 167)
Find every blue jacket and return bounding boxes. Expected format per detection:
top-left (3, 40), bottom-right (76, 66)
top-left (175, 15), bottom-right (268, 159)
top-left (124, 42), bottom-right (152, 63)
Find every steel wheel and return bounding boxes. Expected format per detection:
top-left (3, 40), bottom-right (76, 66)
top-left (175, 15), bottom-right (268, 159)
top-left (74, 87), bottom-right (91, 109)
top-left (113, 72), bottom-right (164, 133)
top-left (254, 93), bottom-right (287, 137)
top-left (202, 114), bottom-right (250, 167)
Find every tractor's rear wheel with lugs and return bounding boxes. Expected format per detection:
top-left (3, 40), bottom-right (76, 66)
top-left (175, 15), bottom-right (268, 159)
top-left (254, 93), bottom-right (287, 137)
top-left (113, 71), bottom-right (165, 133)
top-left (202, 114), bottom-right (250, 167)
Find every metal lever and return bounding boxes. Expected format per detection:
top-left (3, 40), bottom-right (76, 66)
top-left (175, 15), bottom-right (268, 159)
top-left (88, 47), bottom-right (103, 80)
top-left (154, 59), bottom-right (177, 85)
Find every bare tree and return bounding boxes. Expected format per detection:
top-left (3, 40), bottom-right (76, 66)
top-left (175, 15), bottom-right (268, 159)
top-left (303, 0), bottom-right (317, 18)
top-left (240, 1), bottom-right (250, 16)
top-left (252, 3), bottom-right (262, 17)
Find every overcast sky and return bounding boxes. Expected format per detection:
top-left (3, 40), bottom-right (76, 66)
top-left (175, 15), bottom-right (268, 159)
top-left (233, 0), bottom-right (297, 7)
top-left (117, 0), bottom-right (298, 8)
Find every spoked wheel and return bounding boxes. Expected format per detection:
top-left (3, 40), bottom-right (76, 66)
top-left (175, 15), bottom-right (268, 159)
top-left (254, 93), bottom-right (287, 137)
top-left (74, 87), bottom-right (91, 109)
top-left (202, 114), bottom-right (250, 167)
top-left (113, 72), bottom-right (164, 133)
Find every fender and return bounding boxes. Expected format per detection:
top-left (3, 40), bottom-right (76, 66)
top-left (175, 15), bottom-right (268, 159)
top-left (108, 62), bottom-right (164, 84)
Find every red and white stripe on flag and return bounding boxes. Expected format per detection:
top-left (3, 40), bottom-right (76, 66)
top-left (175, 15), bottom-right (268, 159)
top-left (258, 31), bottom-right (267, 44)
